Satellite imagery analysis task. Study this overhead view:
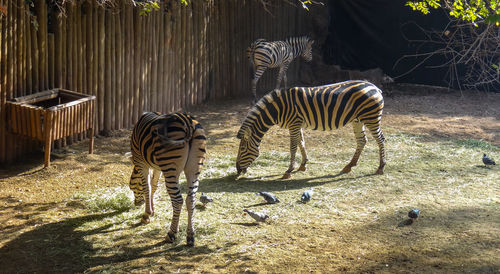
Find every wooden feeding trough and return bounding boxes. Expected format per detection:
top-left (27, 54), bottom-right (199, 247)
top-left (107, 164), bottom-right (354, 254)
top-left (6, 89), bottom-right (96, 167)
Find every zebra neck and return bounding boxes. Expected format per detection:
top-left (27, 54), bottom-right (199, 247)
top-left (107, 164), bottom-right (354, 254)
top-left (286, 39), bottom-right (305, 58)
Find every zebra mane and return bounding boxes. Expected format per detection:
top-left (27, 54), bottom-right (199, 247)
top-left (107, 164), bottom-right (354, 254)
top-left (285, 36), bottom-right (311, 46)
top-left (237, 91), bottom-right (278, 139)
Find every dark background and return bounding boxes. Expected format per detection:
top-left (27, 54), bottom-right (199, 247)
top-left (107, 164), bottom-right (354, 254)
top-left (323, 0), bottom-right (454, 87)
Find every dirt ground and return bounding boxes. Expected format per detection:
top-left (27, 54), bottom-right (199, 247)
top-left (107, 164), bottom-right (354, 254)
top-left (0, 87), bottom-right (499, 273)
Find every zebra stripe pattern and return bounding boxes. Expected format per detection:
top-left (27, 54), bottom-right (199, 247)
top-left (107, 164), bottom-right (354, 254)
top-left (247, 36), bottom-right (314, 103)
top-left (236, 80), bottom-right (385, 179)
top-left (129, 112), bottom-right (206, 246)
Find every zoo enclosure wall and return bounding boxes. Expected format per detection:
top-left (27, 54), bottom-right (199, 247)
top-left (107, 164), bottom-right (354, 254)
top-left (0, 0), bottom-right (312, 165)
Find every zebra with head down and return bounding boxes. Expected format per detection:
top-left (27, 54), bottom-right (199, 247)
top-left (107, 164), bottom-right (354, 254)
top-left (236, 80), bottom-right (386, 179)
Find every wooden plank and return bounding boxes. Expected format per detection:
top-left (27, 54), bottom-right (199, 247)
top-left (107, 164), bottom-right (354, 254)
top-left (55, 8), bottom-right (63, 88)
top-left (66, 2), bottom-right (74, 90)
top-left (43, 110), bottom-right (53, 167)
top-left (29, 107), bottom-right (37, 139)
top-left (187, 3), bottom-right (194, 106)
top-left (166, 4), bottom-right (175, 112)
top-left (48, 33), bottom-right (55, 88)
top-left (88, 100), bottom-right (94, 154)
top-left (20, 0), bottom-right (26, 95)
top-left (140, 11), bottom-right (146, 114)
top-left (10, 104), bottom-right (18, 134)
top-left (151, 8), bottom-right (158, 112)
top-left (98, 6), bottom-right (105, 132)
top-left (115, 8), bottom-right (122, 129)
top-left (60, 4), bottom-right (67, 90)
top-left (79, 7), bottom-right (85, 94)
top-left (132, 8), bottom-right (141, 124)
top-left (0, 0), bottom-right (6, 162)
top-left (11, 89), bottom-right (58, 103)
top-left (103, 9), bottom-right (111, 133)
top-left (164, 5), bottom-right (172, 113)
top-left (110, 10), bottom-right (116, 130)
top-left (157, 3), bottom-right (165, 114)
top-left (21, 106), bottom-right (28, 138)
top-left (123, 3), bottom-right (131, 128)
top-left (181, 4), bottom-right (187, 109)
top-left (5, 0), bottom-right (14, 163)
top-left (92, 1), bottom-right (99, 134)
top-left (35, 108), bottom-right (43, 141)
top-left (144, 13), bottom-right (151, 112)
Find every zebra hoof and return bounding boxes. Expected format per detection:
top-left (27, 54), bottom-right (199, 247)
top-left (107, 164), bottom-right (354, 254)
top-left (140, 215), bottom-right (150, 224)
top-left (298, 165), bottom-right (306, 172)
top-left (186, 236), bottom-right (195, 247)
top-left (166, 231), bottom-right (176, 243)
top-left (341, 166), bottom-right (352, 174)
top-left (281, 173), bottom-right (291, 179)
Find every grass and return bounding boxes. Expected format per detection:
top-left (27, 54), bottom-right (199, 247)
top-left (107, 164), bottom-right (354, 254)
top-left (53, 131), bottom-right (500, 272)
top-left (0, 97), bottom-right (499, 273)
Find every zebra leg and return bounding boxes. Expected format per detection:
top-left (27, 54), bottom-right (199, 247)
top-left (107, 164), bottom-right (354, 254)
top-left (143, 169), bottom-right (161, 223)
top-left (366, 121), bottom-right (386, 175)
top-left (139, 167), bottom-right (155, 224)
top-left (282, 126), bottom-right (301, 179)
top-left (150, 169), bottom-right (161, 198)
top-left (184, 128), bottom-right (206, 246)
top-left (283, 71), bottom-right (288, 90)
top-left (184, 165), bottom-right (202, 246)
top-left (297, 128), bottom-right (308, 172)
top-left (275, 63), bottom-right (289, 90)
top-left (342, 120), bottom-right (367, 174)
top-left (252, 65), bottom-right (267, 104)
top-left (163, 169), bottom-right (184, 243)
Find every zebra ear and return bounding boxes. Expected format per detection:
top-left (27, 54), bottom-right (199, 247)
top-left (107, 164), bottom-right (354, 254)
top-left (236, 129), bottom-right (250, 140)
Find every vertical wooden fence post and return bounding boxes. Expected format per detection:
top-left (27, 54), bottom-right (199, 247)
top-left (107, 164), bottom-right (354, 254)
top-left (43, 109), bottom-right (53, 167)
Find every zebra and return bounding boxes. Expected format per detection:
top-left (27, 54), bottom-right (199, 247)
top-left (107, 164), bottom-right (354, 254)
top-left (236, 80), bottom-right (386, 179)
top-left (247, 36), bottom-right (314, 103)
top-left (128, 112), bottom-right (206, 246)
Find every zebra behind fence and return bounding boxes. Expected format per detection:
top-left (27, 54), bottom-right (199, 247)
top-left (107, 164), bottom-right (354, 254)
top-left (236, 80), bottom-right (386, 179)
top-left (129, 112), bottom-right (206, 246)
top-left (247, 36), bottom-right (314, 103)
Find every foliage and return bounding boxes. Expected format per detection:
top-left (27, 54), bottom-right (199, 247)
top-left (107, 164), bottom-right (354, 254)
top-left (407, 0), bottom-right (500, 25)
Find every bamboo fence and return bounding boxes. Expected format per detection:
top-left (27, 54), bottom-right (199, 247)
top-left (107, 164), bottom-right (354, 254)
top-left (0, 0), bottom-right (312, 165)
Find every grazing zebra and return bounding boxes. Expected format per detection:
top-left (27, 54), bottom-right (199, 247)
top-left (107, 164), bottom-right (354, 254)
top-left (236, 80), bottom-right (386, 179)
top-left (247, 36), bottom-right (314, 103)
top-left (129, 112), bottom-right (206, 246)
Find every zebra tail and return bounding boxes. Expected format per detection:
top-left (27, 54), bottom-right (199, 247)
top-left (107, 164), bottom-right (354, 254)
top-left (153, 128), bottom-right (187, 147)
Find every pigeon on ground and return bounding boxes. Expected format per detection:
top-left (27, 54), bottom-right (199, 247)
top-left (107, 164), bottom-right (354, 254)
top-left (200, 193), bottom-right (213, 207)
top-left (301, 188), bottom-right (313, 203)
top-left (243, 209), bottom-right (269, 222)
top-left (482, 154), bottom-right (496, 166)
top-left (408, 209), bottom-right (420, 221)
top-left (256, 192), bottom-right (280, 204)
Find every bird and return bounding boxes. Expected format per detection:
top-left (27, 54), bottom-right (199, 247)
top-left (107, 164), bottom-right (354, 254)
top-left (243, 209), bottom-right (269, 222)
top-left (482, 154), bottom-right (496, 166)
top-left (408, 209), bottom-right (420, 221)
top-left (301, 188), bottom-right (313, 203)
top-left (200, 193), bottom-right (213, 207)
top-left (256, 192), bottom-right (280, 204)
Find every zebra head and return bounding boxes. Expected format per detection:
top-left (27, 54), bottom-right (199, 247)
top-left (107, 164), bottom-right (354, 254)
top-left (301, 38), bottom-right (314, 62)
top-left (236, 126), bottom-right (261, 176)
